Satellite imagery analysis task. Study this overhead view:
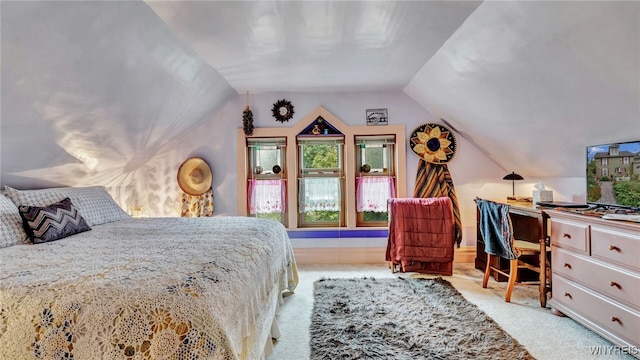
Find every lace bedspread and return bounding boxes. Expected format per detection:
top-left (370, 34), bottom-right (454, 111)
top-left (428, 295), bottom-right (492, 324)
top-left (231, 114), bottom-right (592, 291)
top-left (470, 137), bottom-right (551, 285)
top-left (0, 216), bottom-right (298, 360)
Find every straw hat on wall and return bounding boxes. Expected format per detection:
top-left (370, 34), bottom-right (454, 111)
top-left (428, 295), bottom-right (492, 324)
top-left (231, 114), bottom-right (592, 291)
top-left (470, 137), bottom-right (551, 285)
top-left (177, 157), bottom-right (213, 196)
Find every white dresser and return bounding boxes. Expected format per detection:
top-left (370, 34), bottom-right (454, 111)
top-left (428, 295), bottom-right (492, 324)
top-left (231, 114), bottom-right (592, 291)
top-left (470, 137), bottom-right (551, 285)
top-left (546, 210), bottom-right (640, 356)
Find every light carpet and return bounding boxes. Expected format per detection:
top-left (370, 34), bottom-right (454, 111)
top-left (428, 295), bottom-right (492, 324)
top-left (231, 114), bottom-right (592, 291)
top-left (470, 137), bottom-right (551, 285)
top-left (267, 264), bottom-right (636, 360)
top-left (309, 276), bottom-right (533, 359)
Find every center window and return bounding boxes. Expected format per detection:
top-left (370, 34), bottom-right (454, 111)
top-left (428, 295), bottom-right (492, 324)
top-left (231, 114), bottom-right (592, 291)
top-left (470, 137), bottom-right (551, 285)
top-left (297, 137), bottom-right (345, 227)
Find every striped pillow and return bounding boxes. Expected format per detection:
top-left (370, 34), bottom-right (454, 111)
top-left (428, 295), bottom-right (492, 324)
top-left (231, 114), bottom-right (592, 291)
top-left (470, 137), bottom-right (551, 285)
top-left (18, 198), bottom-right (91, 244)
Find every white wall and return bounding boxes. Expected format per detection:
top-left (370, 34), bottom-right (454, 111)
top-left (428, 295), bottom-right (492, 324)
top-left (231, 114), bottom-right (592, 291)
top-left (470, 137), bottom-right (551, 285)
top-left (1, 1), bottom-right (237, 215)
top-left (0, 1), bottom-right (592, 248)
top-left (187, 92), bottom-right (587, 246)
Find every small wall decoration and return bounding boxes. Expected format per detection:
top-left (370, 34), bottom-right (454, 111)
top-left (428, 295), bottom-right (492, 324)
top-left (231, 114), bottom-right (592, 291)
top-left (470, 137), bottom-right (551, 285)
top-left (366, 108), bottom-right (388, 126)
top-left (177, 157), bottom-right (213, 196)
top-left (242, 105), bottom-right (254, 135)
top-left (409, 123), bottom-right (457, 164)
top-left (242, 91), bottom-right (254, 135)
top-left (272, 99), bottom-right (295, 123)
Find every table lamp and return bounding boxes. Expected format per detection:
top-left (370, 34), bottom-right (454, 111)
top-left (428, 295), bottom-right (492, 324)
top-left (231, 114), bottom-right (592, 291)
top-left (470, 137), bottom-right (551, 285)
top-left (503, 171), bottom-right (524, 199)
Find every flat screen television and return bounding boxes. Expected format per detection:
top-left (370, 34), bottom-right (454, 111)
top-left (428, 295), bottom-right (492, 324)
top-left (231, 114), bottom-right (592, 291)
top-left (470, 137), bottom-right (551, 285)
top-left (586, 140), bottom-right (640, 210)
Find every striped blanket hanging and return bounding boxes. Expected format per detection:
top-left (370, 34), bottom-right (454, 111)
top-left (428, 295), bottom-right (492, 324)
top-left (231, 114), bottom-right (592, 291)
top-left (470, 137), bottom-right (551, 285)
top-left (413, 159), bottom-right (462, 247)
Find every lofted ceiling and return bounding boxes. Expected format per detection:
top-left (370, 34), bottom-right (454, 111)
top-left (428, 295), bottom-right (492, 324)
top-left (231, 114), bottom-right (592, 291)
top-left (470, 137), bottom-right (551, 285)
top-left (145, 0), bottom-right (482, 93)
top-left (146, 0), bottom-right (640, 178)
top-left (1, 0), bottom-right (638, 191)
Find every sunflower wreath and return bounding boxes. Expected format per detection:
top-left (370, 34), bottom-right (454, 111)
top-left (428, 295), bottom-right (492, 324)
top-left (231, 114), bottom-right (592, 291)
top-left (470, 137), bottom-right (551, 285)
top-left (271, 99), bottom-right (295, 123)
top-left (409, 123), bottom-right (457, 164)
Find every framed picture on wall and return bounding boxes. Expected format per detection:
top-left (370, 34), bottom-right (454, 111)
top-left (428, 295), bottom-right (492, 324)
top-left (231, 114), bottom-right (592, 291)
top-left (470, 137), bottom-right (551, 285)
top-left (366, 108), bottom-right (388, 126)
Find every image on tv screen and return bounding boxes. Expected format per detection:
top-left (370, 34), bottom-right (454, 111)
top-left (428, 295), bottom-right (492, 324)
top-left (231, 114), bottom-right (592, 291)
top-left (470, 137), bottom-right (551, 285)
top-left (586, 140), bottom-right (640, 208)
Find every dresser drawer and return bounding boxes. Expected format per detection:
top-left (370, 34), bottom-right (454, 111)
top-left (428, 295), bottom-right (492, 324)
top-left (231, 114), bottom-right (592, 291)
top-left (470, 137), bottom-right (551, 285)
top-left (550, 218), bottom-right (589, 254)
top-left (553, 275), bottom-right (640, 346)
top-left (591, 226), bottom-right (640, 272)
top-left (553, 247), bottom-right (640, 308)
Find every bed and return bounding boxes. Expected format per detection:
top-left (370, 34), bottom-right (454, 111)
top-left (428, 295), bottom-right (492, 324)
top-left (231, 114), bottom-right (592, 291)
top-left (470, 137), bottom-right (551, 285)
top-left (0, 186), bottom-right (298, 360)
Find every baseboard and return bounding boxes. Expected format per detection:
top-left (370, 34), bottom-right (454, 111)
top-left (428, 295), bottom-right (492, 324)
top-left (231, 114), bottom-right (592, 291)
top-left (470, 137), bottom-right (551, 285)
top-left (454, 246), bottom-right (476, 264)
top-left (293, 246), bottom-right (476, 265)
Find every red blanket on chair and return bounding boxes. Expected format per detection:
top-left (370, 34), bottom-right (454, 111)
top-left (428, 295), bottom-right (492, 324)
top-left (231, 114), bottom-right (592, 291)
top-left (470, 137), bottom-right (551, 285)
top-left (386, 197), bottom-right (456, 275)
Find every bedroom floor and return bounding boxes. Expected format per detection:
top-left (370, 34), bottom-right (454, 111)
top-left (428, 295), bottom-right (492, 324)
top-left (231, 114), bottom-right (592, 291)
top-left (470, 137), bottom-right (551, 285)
top-left (268, 263), bottom-right (636, 360)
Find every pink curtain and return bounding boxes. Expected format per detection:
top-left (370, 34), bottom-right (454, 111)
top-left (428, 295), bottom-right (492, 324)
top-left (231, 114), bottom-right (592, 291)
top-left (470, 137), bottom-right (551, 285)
top-left (248, 179), bottom-right (286, 214)
top-left (356, 176), bottom-right (395, 212)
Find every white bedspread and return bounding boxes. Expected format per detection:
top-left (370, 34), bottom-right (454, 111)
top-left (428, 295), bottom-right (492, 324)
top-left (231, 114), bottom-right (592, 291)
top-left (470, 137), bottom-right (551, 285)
top-left (0, 216), bottom-right (298, 359)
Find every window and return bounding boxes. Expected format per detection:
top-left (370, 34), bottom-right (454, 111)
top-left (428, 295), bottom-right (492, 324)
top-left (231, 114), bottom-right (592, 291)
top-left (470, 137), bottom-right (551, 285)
top-left (601, 158), bottom-right (608, 166)
top-left (623, 157), bottom-right (630, 165)
top-left (247, 138), bottom-right (287, 225)
top-left (602, 167), bottom-right (609, 177)
top-left (297, 136), bottom-right (344, 227)
top-left (355, 135), bottom-right (396, 226)
top-left (237, 105), bottom-right (407, 230)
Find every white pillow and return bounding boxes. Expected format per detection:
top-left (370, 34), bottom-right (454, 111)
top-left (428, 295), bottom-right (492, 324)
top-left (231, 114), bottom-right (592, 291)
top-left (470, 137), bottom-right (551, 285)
top-left (0, 192), bottom-right (28, 247)
top-left (4, 185), bottom-right (130, 227)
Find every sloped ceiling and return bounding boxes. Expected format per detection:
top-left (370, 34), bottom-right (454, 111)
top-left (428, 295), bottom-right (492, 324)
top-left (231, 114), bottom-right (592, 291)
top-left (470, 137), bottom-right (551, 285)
top-left (1, 1), bottom-right (237, 191)
top-left (405, 1), bottom-right (640, 178)
top-left (2, 0), bottom-right (638, 190)
top-left (146, 0), bottom-right (640, 178)
top-left (146, 0), bottom-right (482, 93)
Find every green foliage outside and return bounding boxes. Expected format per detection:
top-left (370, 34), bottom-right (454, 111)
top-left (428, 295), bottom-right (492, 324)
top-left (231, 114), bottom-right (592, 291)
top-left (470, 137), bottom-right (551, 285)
top-left (613, 178), bottom-right (640, 207)
top-left (600, 176), bottom-right (611, 182)
top-left (362, 146), bottom-right (384, 170)
top-left (304, 210), bottom-right (340, 223)
top-left (303, 144), bottom-right (338, 169)
top-left (363, 211), bottom-right (388, 222)
top-left (586, 159), bottom-right (601, 202)
top-left (256, 212), bottom-right (282, 221)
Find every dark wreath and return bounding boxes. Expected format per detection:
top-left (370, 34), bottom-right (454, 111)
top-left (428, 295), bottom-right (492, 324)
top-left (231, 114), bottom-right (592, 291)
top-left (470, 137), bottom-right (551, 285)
top-left (271, 99), bottom-right (295, 123)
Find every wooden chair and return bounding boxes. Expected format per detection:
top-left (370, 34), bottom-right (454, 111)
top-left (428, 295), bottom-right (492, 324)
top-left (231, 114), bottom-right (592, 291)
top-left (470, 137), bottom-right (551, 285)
top-left (475, 198), bottom-right (550, 303)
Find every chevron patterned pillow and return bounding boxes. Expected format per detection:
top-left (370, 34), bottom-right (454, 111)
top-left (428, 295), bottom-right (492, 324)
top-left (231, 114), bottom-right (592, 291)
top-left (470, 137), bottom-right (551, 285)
top-left (18, 198), bottom-right (91, 244)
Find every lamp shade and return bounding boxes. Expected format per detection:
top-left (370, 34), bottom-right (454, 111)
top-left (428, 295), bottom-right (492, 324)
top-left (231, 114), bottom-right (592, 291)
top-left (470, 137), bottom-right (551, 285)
top-left (503, 172), bottom-right (524, 197)
top-left (502, 172), bottom-right (524, 181)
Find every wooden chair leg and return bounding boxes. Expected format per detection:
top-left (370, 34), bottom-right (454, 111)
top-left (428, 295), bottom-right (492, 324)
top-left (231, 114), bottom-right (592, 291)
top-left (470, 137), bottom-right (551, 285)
top-left (482, 254), bottom-right (492, 288)
top-left (505, 259), bottom-right (518, 302)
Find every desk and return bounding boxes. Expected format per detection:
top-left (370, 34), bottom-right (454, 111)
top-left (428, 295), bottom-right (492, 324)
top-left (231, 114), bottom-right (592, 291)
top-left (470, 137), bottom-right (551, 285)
top-left (475, 200), bottom-right (551, 307)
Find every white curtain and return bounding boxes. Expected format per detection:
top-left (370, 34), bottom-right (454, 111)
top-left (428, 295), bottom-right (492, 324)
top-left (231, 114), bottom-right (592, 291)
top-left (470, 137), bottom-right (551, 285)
top-left (248, 179), bottom-right (286, 214)
top-left (299, 177), bottom-right (341, 212)
top-left (356, 176), bottom-right (395, 212)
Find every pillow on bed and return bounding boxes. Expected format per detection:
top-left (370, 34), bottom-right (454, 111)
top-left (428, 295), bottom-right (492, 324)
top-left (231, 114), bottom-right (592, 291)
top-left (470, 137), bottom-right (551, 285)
top-left (0, 193), bottom-right (28, 247)
top-left (18, 197), bottom-right (91, 244)
top-left (4, 185), bottom-right (130, 227)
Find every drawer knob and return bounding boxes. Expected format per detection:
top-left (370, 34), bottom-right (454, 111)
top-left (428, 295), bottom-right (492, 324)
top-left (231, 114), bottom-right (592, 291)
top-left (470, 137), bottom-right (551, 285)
top-left (563, 263), bottom-right (572, 269)
top-left (564, 292), bottom-right (572, 299)
top-left (610, 281), bottom-right (622, 289)
top-left (609, 245), bottom-right (621, 252)
top-left (611, 316), bottom-right (623, 325)
top-left (563, 233), bottom-right (571, 239)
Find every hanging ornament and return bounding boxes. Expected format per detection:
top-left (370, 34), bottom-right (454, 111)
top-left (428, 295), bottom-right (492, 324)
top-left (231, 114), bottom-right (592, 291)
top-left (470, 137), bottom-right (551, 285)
top-left (272, 99), bottom-right (295, 123)
top-left (242, 106), bottom-right (254, 135)
top-left (242, 91), bottom-right (254, 135)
